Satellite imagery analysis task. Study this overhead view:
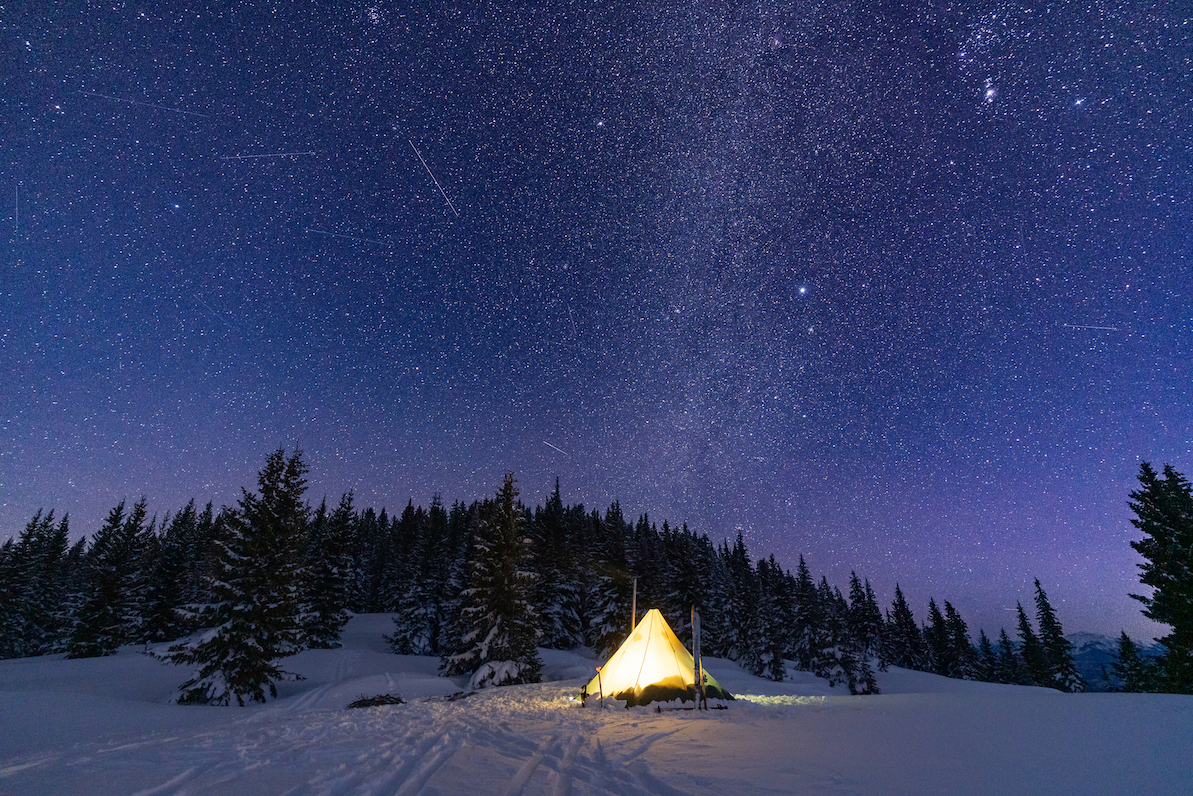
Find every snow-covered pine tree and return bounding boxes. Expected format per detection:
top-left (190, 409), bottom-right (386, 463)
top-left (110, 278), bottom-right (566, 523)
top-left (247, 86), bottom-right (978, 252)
top-left (349, 507), bottom-right (391, 613)
top-left (695, 536), bottom-right (733, 659)
top-left (1033, 579), bottom-right (1084, 692)
top-left (883, 584), bottom-right (924, 670)
top-left (1127, 462), bottom-right (1193, 693)
top-left (0, 510), bottom-right (72, 658)
top-left (389, 495), bottom-right (452, 655)
top-left (996, 627), bottom-right (1024, 684)
top-left (0, 537), bottom-right (20, 658)
top-left (943, 601), bottom-right (979, 680)
top-left (587, 502), bottom-right (635, 656)
top-left (440, 473), bottom-right (541, 688)
top-left (434, 500), bottom-right (480, 658)
top-left (1109, 631), bottom-right (1154, 692)
top-left (182, 503), bottom-right (227, 633)
top-left (847, 572), bottom-right (883, 659)
top-left (378, 501), bottom-right (421, 616)
top-left (724, 533), bottom-right (763, 675)
top-left (303, 492), bottom-right (353, 649)
top-left (161, 449), bottom-right (310, 705)
top-left (1016, 602), bottom-right (1049, 687)
top-left (923, 598), bottom-right (951, 676)
top-left (140, 504), bottom-right (196, 643)
top-left (813, 579), bottom-right (851, 686)
top-left (863, 578), bottom-right (886, 669)
top-left (755, 555), bottom-right (790, 681)
top-left (130, 512), bottom-right (161, 641)
top-left (532, 479), bottom-right (583, 649)
top-left (569, 505), bottom-right (600, 647)
top-left (820, 579), bottom-right (877, 694)
top-left (68, 499), bottom-right (150, 658)
top-left (977, 630), bottom-right (998, 682)
top-left (852, 649), bottom-right (880, 695)
top-left (789, 556), bottom-right (820, 672)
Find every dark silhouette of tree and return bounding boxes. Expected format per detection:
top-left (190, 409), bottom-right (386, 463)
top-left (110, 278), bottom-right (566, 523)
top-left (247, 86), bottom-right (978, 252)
top-left (1109, 632), bottom-right (1154, 692)
top-left (1017, 602), bottom-right (1049, 687)
top-left (440, 473), bottom-right (541, 688)
top-left (68, 499), bottom-right (150, 658)
top-left (161, 449), bottom-right (310, 705)
top-left (1128, 462), bottom-right (1193, 693)
top-left (1034, 579), bottom-right (1084, 692)
top-left (303, 492), bottom-right (353, 649)
top-left (883, 584), bottom-right (924, 671)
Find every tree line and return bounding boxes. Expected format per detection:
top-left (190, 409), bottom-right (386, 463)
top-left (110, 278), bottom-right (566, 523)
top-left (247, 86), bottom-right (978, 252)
top-left (1107, 462), bottom-right (1193, 694)
top-left (0, 448), bottom-right (1120, 703)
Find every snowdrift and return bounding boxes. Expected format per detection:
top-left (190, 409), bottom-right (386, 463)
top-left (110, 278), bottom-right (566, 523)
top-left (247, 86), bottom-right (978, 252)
top-left (1, 614), bottom-right (1190, 795)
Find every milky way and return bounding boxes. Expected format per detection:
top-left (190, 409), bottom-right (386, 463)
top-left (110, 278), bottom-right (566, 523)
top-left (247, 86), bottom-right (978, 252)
top-left (3, 2), bottom-right (1190, 638)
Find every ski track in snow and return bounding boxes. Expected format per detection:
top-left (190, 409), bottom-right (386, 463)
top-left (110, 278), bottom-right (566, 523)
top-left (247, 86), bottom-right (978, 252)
top-left (0, 685), bottom-right (727, 796)
top-left (5, 618), bottom-right (1192, 795)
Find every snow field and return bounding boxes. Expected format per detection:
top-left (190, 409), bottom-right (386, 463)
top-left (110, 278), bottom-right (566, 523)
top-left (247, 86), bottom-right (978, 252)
top-left (1, 614), bottom-right (1191, 795)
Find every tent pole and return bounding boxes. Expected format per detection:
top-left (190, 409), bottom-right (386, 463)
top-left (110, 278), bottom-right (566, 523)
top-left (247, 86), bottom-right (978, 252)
top-left (692, 605), bottom-right (705, 710)
top-left (631, 577), bottom-right (637, 632)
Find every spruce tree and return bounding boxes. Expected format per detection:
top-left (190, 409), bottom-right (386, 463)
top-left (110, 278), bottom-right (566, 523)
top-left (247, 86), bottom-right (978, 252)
top-left (532, 479), bottom-right (583, 649)
top-left (924, 599), bottom-right (951, 676)
top-left (789, 556), bottom-right (821, 672)
top-left (846, 573), bottom-right (877, 656)
top-left (140, 504), bottom-right (196, 643)
top-left (996, 628), bottom-right (1023, 684)
top-left (17, 510), bottom-right (73, 656)
top-left (755, 556), bottom-right (790, 681)
top-left (303, 492), bottom-right (353, 648)
top-left (587, 502), bottom-right (635, 656)
top-left (1127, 462), bottom-right (1193, 693)
top-left (814, 579), bottom-right (855, 688)
top-left (440, 473), bottom-right (541, 688)
top-left (68, 499), bottom-right (149, 658)
top-left (1016, 602), bottom-right (1049, 687)
top-left (1109, 631), bottom-right (1154, 693)
top-left (863, 579), bottom-right (886, 669)
top-left (883, 584), bottom-right (924, 670)
top-left (1034, 579), bottom-right (1084, 692)
top-left (0, 538), bottom-right (21, 658)
top-left (724, 533), bottom-right (762, 674)
top-left (161, 449), bottom-right (310, 705)
top-left (977, 630), bottom-right (997, 682)
top-left (390, 495), bottom-right (452, 655)
top-left (944, 601), bottom-right (979, 680)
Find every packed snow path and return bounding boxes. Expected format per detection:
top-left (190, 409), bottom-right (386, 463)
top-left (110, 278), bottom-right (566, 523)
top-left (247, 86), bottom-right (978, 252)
top-left (2, 615), bottom-right (1191, 795)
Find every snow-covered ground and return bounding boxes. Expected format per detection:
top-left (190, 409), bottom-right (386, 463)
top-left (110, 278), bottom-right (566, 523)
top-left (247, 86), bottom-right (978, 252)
top-left (1, 615), bottom-right (1190, 795)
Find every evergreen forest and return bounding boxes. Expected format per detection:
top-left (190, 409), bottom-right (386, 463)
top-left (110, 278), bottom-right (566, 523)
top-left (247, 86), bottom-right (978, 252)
top-left (21, 450), bottom-right (1191, 703)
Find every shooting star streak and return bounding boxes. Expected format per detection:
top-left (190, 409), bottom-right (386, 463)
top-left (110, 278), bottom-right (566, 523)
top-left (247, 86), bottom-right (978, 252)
top-left (221, 151), bottom-right (316, 160)
top-left (543, 441), bottom-right (569, 456)
top-left (194, 295), bottom-right (234, 331)
top-left (1063, 323), bottom-right (1120, 331)
top-left (79, 90), bottom-right (209, 117)
top-left (304, 228), bottom-right (394, 247)
top-left (409, 140), bottom-right (460, 217)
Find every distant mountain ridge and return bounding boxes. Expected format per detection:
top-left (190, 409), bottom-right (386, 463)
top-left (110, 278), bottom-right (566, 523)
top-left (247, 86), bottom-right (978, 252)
top-left (1067, 632), bottom-right (1164, 692)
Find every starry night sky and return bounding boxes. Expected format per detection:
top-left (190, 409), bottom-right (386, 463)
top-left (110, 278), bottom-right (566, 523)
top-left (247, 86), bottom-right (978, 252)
top-left (4, 2), bottom-right (1190, 639)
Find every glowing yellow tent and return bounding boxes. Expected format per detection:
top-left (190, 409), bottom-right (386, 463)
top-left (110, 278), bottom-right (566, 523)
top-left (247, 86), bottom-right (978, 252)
top-left (582, 609), bottom-right (734, 707)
